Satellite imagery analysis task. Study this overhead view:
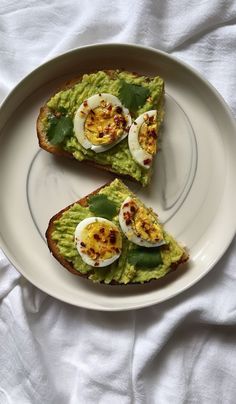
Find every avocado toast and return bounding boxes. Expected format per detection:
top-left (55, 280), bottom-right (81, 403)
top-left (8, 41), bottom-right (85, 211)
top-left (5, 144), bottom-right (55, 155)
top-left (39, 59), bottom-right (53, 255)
top-left (37, 70), bottom-right (165, 186)
top-left (46, 179), bottom-right (188, 285)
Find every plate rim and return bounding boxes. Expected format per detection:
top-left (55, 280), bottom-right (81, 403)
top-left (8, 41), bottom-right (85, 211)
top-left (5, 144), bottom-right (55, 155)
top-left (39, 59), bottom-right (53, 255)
top-left (0, 42), bottom-right (236, 311)
top-left (1, 42), bottom-right (235, 129)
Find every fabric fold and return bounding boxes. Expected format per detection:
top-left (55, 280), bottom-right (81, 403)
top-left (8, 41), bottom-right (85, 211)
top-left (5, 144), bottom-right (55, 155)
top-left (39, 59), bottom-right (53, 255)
top-left (0, 0), bottom-right (236, 403)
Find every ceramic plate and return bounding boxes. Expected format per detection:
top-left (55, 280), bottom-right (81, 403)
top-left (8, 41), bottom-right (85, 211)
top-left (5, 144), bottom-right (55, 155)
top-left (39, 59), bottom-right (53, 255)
top-left (0, 44), bottom-right (235, 311)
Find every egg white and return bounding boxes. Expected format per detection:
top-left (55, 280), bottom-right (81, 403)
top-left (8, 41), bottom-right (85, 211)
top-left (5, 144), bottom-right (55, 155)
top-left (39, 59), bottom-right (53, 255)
top-left (73, 93), bottom-right (132, 153)
top-left (128, 110), bottom-right (157, 169)
top-left (75, 217), bottom-right (122, 267)
top-left (118, 197), bottom-right (165, 248)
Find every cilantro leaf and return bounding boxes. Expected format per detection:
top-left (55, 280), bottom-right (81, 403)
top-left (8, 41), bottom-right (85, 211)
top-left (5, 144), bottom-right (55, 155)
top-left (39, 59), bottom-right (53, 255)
top-left (88, 194), bottom-right (118, 220)
top-left (118, 80), bottom-right (150, 112)
top-left (127, 246), bottom-right (162, 268)
top-left (57, 106), bottom-right (68, 115)
top-left (47, 115), bottom-right (73, 145)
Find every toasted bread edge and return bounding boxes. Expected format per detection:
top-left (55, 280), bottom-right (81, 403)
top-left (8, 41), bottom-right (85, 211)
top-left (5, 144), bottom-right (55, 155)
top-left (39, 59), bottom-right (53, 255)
top-left (36, 70), bottom-right (164, 185)
top-left (45, 181), bottom-right (189, 285)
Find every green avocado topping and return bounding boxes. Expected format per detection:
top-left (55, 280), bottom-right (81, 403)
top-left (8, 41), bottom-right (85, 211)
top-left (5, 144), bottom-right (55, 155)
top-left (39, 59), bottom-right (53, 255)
top-left (51, 179), bottom-right (186, 284)
top-left (44, 70), bottom-right (164, 186)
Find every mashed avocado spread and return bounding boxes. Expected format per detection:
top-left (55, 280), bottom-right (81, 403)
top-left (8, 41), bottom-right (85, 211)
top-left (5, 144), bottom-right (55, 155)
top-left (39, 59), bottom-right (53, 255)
top-left (44, 71), bottom-right (164, 186)
top-left (51, 179), bottom-right (185, 284)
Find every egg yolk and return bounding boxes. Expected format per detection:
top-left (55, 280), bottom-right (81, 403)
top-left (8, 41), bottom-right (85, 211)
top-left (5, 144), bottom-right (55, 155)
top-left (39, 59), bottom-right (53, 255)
top-left (123, 199), bottom-right (163, 243)
top-left (84, 101), bottom-right (128, 145)
top-left (133, 206), bottom-right (163, 243)
top-left (138, 114), bottom-right (157, 155)
top-left (79, 221), bottom-right (122, 264)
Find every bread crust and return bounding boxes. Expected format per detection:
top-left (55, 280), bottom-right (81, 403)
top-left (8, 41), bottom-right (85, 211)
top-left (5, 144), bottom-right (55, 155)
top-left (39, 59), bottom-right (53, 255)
top-left (45, 182), bottom-right (189, 285)
top-left (46, 184), bottom-right (107, 278)
top-left (36, 70), bottom-right (164, 184)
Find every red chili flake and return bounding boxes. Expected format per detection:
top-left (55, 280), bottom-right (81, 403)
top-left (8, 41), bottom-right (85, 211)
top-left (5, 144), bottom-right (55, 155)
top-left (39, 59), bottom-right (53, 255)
top-left (150, 129), bottom-right (157, 139)
top-left (110, 133), bottom-right (117, 142)
top-left (143, 158), bottom-right (151, 165)
top-left (123, 211), bottom-right (132, 224)
top-left (125, 219), bottom-right (131, 225)
top-left (123, 202), bottom-right (129, 207)
top-left (80, 241), bottom-right (86, 247)
top-left (109, 230), bottom-right (117, 244)
top-left (107, 104), bottom-right (112, 111)
top-left (90, 248), bottom-right (95, 254)
top-left (116, 106), bottom-right (122, 114)
top-left (115, 248), bottom-right (120, 253)
top-left (83, 100), bottom-right (88, 107)
top-left (130, 205), bottom-right (136, 213)
top-left (94, 262), bottom-right (100, 267)
top-left (90, 109), bottom-right (95, 115)
top-left (99, 228), bottom-right (105, 234)
top-left (94, 234), bottom-right (100, 241)
top-left (99, 132), bottom-right (104, 138)
top-left (114, 115), bottom-right (120, 125)
top-left (141, 223), bottom-right (150, 234)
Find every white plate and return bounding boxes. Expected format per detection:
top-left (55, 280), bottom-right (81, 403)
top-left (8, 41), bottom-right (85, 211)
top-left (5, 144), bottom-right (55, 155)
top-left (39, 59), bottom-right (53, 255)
top-left (0, 44), bottom-right (235, 311)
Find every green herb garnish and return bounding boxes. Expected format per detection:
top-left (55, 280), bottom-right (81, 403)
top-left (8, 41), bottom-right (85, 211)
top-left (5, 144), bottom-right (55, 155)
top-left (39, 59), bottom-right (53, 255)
top-left (57, 106), bottom-right (68, 115)
top-left (118, 80), bottom-right (150, 112)
top-left (88, 194), bottom-right (117, 220)
top-left (127, 246), bottom-right (163, 268)
top-left (47, 115), bottom-right (73, 145)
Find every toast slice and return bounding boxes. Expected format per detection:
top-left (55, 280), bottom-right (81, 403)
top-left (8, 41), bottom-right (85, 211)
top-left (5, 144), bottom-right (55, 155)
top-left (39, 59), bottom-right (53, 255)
top-left (37, 70), bottom-right (165, 186)
top-left (46, 179), bottom-right (189, 285)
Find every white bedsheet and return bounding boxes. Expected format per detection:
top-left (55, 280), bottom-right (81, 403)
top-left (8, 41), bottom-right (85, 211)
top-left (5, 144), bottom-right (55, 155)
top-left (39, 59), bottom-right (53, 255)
top-left (0, 1), bottom-right (236, 403)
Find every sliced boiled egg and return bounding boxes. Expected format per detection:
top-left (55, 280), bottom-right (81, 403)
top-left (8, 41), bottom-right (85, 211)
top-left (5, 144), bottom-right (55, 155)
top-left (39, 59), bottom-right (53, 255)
top-left (119, 197), bottom-right (165, 248)
top-left (128, 110), bottom-right (157, 169)
top-left (74, 93), bottom-right (132, 153)
top-left (75, 217), bottom-right (122, 267)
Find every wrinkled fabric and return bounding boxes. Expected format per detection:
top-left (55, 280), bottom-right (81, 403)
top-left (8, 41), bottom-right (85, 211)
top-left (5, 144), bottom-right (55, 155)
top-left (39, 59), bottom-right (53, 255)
top-left (0, 1), bottom-right (236, 403)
